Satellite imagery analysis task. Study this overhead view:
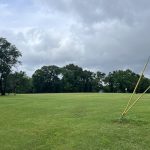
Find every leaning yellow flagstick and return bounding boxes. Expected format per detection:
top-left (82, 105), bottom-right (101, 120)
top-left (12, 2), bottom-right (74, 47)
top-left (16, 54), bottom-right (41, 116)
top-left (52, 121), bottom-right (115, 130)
top-left (123, 86), bottom-right (150, 115)
top-left (121, 56), bottom-right (150, 116)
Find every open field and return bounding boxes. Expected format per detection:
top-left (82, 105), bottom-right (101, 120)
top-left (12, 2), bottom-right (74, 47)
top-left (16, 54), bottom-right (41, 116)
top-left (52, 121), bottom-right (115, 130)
top-left (0, 93), bottom-right (150, 150)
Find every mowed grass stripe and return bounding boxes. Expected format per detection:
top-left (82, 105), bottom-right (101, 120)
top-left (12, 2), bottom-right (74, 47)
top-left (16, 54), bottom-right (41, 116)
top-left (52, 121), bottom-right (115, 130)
top-left (0, 93), bottom-right (150, 150)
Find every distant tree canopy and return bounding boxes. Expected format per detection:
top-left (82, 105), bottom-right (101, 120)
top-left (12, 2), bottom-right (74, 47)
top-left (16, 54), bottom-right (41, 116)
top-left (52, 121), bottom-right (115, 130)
top-left (104, 70), bottom-right (150, 93)
top-left (32, 64), bottom-right (105, 93)
top-left (104, 70), bottom-right (139, 93)
top-left (6, 71), bottom-right (32, 94)
top-left (1, 63), bottom-right (150, 95)
top-left (32, 65), bottom-right (61, 93)
top-left (0, 38), bottom-right (149, 95)
top-left (0, 37), bottom-right (21, 95)
top-left (31, 65), bottom-right (150, 93)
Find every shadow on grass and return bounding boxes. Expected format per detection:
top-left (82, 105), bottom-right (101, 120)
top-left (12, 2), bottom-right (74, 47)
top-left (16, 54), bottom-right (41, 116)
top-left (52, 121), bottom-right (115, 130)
top-left (112, 116), bottom-right (149, 126)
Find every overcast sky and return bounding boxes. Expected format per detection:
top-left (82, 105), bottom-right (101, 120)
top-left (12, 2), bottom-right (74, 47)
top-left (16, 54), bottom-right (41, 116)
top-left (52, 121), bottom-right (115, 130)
top-left (0, 0), bottom-right (150, 76)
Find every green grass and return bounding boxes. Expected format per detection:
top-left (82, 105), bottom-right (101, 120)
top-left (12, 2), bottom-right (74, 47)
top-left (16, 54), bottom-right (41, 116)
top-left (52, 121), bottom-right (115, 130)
top-left (0, 93), bottom-right (150, 150)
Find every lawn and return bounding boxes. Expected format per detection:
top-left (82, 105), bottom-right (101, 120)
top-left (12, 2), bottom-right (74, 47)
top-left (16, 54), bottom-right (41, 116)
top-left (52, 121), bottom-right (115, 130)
top-left (0, 93), bottom-right (150, 150)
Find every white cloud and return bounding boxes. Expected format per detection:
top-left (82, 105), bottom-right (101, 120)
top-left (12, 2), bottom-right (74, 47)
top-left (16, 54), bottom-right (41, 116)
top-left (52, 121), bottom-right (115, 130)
top-left (0, 0), bottom-right (150, 77)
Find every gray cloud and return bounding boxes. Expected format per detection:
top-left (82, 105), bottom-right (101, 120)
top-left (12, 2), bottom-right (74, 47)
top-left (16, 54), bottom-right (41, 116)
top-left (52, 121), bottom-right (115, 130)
top-left (0, 0), bottom-right (150, 76)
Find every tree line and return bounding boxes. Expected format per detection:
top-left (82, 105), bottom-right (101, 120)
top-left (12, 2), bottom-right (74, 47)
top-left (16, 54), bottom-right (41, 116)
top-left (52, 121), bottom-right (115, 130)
top-left (0, 37), bottom-right (150, 95)
top-left (3, 66), bottom-right (150, 94)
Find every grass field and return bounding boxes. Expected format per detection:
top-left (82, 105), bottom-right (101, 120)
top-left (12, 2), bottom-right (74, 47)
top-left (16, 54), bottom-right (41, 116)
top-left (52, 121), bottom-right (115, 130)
top-left (0, 93), bottom-right (150, 150)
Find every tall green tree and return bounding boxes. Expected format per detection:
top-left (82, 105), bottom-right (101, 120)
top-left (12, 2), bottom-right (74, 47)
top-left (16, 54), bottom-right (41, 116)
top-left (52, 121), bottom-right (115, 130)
top-left (62, 64), bottom-right (84, 92)
top-left (104, 69), bottom-right (150, 93)
top-left (82, 70), bottom-right (93, 92)
top-left (0, 38), bottom-right (21, 95)
top-left (32, 65), bottom-right (61, 93)
top-left (61, 64), bottom-right (105, 92)
top-left (137, 76), bottom-right (150, 93)
top-left (32, 64), bottom-right (106, 93)
top-left (6, 71), bottom-right (32, 94)
top-left (92, 71), bottom-right (106, 92)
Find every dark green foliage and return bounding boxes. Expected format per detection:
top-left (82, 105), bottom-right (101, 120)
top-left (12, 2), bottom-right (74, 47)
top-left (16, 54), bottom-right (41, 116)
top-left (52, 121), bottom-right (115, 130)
top-left (31, 64), bottom-right (150, 93)
top-left (32, 64), bottom-right (105, 93)
top-left (61, 64), bottom-right (94, 92)
top-left (32, 65), bottom-right (61, 93)
top-left (0, 37), bottom-right (21, 95)
top-left (62, 64), bottom-right (82, 92)
top-left (104, 69), bottom-right (150, 93)
top-left (92, 71), bottom-right (106, 92)
top-left (2, 62), bottom-right (150, 94)
top-left (6, 71), bottom-right (32, 94)
top-left (137, 77), bottom-right (150, 93)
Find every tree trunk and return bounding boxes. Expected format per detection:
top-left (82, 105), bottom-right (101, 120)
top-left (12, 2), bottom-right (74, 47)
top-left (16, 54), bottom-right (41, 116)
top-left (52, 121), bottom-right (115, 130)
top-left (0, 78), bottom-right (2, 95)
top-left (0, 78), bottom-right (5, 96)
top-left (1, 90), bottom-right (5, 96)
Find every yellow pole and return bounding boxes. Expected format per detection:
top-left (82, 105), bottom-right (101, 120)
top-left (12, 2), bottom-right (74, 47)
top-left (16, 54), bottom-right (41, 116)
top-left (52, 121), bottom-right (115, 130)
top-left (123, 86), bottom-right (150, 115)
top-left (122, 56), bottom-right (150, 116)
